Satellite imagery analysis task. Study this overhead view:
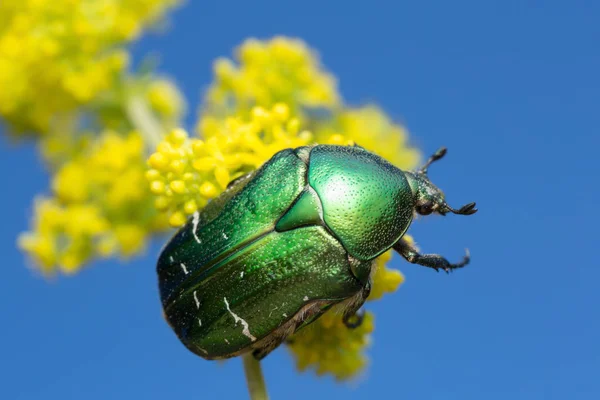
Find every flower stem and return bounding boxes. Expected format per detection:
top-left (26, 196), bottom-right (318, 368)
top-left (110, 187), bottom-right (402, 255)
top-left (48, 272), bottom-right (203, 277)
top-left (125, 95), bottom-right (163, 151)
top-left (242, 353), bottom-right (269, 400)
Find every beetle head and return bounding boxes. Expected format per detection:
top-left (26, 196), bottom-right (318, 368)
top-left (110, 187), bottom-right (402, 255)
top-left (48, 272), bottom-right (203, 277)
top-left (406, 147), bottom-right (477, 217)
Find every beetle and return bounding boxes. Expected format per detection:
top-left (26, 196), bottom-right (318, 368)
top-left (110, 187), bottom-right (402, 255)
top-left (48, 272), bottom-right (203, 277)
top-left (157, 144), bottom-right (477, 360)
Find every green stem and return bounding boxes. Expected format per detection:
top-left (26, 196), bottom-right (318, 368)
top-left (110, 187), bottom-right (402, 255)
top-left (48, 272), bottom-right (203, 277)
top-left (242, 353), bottom-right (269, 400)
top-left (125, 95), bottom-right (163, 151)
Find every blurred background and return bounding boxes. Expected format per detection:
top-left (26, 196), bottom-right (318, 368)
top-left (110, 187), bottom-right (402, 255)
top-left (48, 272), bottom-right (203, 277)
top-left (2, 1), bottom-right (599, 399)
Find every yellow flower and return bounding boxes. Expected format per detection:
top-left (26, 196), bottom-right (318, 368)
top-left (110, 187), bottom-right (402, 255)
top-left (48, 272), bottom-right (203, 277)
top-left (287, 307), bottom-right (375, 381)
top-left (9, 24), bottom-right (424, 381)
top-left (203, 38), bottom-right (419, 171)
top-left (147, 103), bottom-right (312, 227)
top-left (19, 130), bottom-right (166, 274)
top-left (18, 198), bottom-right (110, 275)
top-left (39, 131), bottom-right (95, 169)
top-left (205, 36), bottom-right (340, 118)
top-left (0, 0), bottom-right (179, 133)
top-left (315, 105), bottom-right (421, 170)
top-left (146, 78), bottom-right (187, 126)
top-left (368, 250), bottom-right (406, 301)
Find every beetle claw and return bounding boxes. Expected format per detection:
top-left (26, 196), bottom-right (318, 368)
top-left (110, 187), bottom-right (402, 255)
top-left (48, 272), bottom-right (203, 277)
top-left (458, 202), bottom-right (478, 215)
top-left (343, 309), bottom-right (365, 329)
top-left (444, 201), bottom-right (478, 216)
top-left (450, 249), bottom-right (471, 270)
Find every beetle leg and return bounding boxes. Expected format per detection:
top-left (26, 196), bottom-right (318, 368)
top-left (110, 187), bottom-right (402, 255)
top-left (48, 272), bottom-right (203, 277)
top-left (393, 237), bottom-right (470, 273)
top-left (342, 283), bottom-right (371, 329)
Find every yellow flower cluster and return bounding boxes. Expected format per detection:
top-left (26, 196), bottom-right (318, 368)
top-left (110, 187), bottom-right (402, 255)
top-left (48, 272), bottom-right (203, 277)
top-left (315, 106), bottom-right (421, 170)
top-left (0, 0), bottom-right (179, 133)
top-left (19, 131), bottom-right (166, 274)
top-left (146, 78), bottom-right (186, 126)
top-left (19, 199), bottom-right (110, 274)
top-left (368, 250), bottom-right (405, 301)
top-left (202, 37), bottom-right (419, 171)
top-left (147, 103), bottom-right (312, 226)
top-left (288, 309), bottom-right (375, 381)
top-left (8, 22), bottom-right (422, 381)
top-left (205, 37), bottom-right (340, 118)
top-left (39, 131), bottom-right (94, 168)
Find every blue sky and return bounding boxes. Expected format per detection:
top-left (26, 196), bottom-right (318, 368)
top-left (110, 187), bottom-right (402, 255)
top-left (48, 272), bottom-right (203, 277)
top-left (2, 1), bottom-right (600, 399)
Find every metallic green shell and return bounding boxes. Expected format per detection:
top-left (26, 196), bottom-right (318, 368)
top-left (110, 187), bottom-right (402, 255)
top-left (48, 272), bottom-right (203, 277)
top-left (157, 145), bottom-right (415, 359)
top-left (309, 146), bottom-right (413, 262)
top-left (164, 226), bottom-right (363, 358)
top-left (158, 149), bottom-right (305, 305)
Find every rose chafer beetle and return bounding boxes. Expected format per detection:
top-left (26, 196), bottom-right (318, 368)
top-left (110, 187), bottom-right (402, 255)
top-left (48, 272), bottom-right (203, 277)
top-left (158, 145), bottom-right (477, 360)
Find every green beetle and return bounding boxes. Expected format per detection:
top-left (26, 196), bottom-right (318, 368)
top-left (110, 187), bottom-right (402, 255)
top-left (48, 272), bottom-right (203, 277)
top-left (157, 145), bottom-right (476, 360)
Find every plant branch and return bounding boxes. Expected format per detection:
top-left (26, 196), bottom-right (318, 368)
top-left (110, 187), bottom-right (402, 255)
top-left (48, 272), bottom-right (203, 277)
top-left (242, 353), bottom-right (269, 400)
top-left (125, 95), bottom-right (163, 151)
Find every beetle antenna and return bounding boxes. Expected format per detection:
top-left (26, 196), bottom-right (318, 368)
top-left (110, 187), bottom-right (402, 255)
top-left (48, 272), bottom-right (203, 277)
top-left (444, 202), bottom-right (478, 215)
top-left (419, 147), bottom-right (447, 175)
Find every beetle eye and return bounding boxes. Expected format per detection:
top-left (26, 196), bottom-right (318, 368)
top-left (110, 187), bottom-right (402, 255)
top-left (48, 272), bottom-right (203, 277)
top-left (416, 204), bottom-right (433, 215)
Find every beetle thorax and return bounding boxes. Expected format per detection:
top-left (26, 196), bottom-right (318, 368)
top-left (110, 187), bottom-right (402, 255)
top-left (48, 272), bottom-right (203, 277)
top-left (307, 146), bottom-right (414, 261)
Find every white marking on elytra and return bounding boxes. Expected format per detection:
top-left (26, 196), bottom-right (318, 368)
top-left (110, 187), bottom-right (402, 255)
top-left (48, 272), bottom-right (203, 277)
top-left (169, 256), bottom-right (174, 263)
top-left (198, 347), bottom-right (208, 354)
top-left (180, 263), bottom-right (189, 275)
top-left (240, 271), bottom-right (244, 278)
top-left (303, 296), bottom-right (309, 301)
top-left (222, 232), bottom-right (229, 240)
top-left (193, 290), bottom-right (200, 309)
top-left (191, 211), bottom-right (202, 244)
top-left (270, 301), bottom-right (287, 317)
top-left (282, 313), bottom-right (288, 318)
top-left (198, 318), bottom-right (202, 327)
top-left (224, 297), bottom-right (256, 341)
top-left (224, 339), bottom-right (230, 344)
